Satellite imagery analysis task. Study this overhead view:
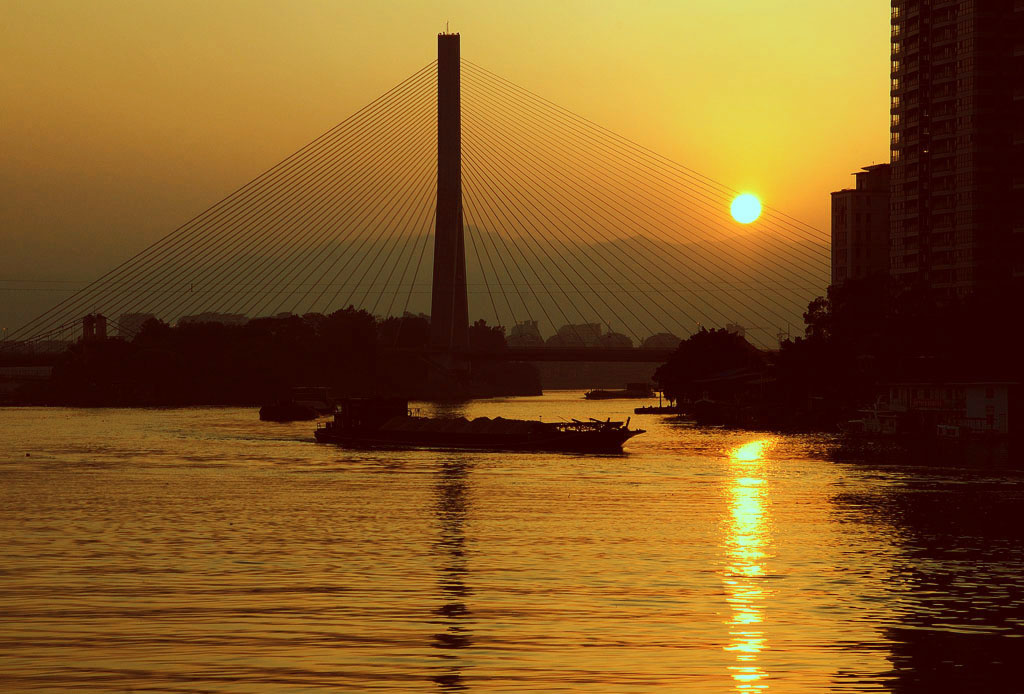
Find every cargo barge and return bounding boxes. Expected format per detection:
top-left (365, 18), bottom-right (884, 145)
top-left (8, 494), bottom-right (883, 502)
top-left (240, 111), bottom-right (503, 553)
top-left (314, 399), bottom-right (644, 453)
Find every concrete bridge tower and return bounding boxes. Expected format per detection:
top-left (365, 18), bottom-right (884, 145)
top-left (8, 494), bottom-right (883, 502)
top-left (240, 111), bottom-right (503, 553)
top-left (429, 32), bottom-right (469, 352)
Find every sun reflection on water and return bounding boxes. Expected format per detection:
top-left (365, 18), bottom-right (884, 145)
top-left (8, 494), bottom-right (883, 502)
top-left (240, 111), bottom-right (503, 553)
top-left (724, 439), bottom-right (773, 692)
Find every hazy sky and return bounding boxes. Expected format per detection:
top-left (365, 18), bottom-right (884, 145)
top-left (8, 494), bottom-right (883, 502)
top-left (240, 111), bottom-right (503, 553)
top-left (1, 0), bottom-right (889, 332)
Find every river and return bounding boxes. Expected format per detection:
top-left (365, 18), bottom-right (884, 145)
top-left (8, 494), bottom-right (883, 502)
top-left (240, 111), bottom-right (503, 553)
top-left (1, 392), bottom-right (1022, 692)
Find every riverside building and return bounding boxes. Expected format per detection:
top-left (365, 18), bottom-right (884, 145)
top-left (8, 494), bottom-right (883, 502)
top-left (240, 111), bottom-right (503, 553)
top-left (831, 164), bottom-right (892, 285)
top-left (889, 0), bottom-right (1024, 293)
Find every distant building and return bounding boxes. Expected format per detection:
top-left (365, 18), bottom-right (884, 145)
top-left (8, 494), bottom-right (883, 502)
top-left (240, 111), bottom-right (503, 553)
top-left (831, 164), bottom-right (891, 285)
top-left (177, 312), bottom-right (248, 327)
top-left (82, 314), bottom-right (107, 342)
top-left (725, 323), bottom-right (746, 338)
top-left (641, 333), bottom-right (681, 350)
top-left (508, 319), bottom-right (543, 347)
top-left (547, 323), bottom-right (602, 348)
top-left (118, 312), bottom-right (156, 338)
top-left (599, 332), bottom-right (633, 349)
top-left (889, 1), bottom-right (1024, 293)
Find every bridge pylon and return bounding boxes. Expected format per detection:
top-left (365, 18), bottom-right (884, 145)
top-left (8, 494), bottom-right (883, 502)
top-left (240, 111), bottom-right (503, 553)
top-left (429, 32), bottom-right (470, 354)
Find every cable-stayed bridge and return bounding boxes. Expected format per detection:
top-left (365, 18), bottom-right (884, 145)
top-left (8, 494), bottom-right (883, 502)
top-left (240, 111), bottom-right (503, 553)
top-left (2, 33), bottom-right (829, 363)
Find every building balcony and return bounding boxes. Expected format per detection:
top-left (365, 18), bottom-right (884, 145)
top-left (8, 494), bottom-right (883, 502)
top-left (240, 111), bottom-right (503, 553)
top-left (892, 265), bottom-right (919, 276)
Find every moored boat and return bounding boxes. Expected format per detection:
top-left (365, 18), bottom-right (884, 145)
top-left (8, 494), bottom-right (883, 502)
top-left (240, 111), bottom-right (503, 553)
top-left (314, 398), bottom-right (645, 453)
top-left (584, 382), bottom-right (653, 400)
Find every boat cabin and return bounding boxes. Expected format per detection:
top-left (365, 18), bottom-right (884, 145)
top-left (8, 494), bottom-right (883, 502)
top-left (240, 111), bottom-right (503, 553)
top-left (334, 398), bottom-right (409, 431)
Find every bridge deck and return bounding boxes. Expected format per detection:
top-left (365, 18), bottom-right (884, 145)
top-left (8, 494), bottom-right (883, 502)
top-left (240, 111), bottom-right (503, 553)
top-left (404, 348), bottom-right (675, 363)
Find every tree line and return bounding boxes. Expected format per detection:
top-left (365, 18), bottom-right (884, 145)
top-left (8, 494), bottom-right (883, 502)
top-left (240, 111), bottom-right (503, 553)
top-left (27, 309), bottom-right (537, 406)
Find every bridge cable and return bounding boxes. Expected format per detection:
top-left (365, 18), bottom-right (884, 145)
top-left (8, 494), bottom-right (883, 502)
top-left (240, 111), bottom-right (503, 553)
top-left (19, 64), bottom-right (437, 336)
top-left (462, 59), bottom-right (830, 247)
top-left (462, 127), bottom-right (658, 345)
top-left (161, 72), bottom-right (438, 322)
top-left (460, 65), bottom-right (830, 279)
top-left (460, 85), bottom-right (799, 342)
top-left (460, 62), bottom-right (831, 273)
top-left (460, 77), bottom-right (819, 335)
top-left (461, 110), bottom-right (717, 339)
top-left (5, 61), bottom-right (437, 343)
top-left (461, 180), bottom-right (535, 328)
top-left (461, 152), bottom-right (605, 347)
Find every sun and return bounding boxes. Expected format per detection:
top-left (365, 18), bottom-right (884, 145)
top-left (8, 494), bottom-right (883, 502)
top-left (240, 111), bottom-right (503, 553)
top-left (730, 193), bottom-right (762, 224)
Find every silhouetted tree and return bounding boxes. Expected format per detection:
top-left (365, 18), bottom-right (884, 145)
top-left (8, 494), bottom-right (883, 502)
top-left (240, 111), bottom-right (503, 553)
top-left (377, 313), bottom-right (430, 349)
top-left (468, 319), bottom-right (506, 352)
top-left (654, 328), bottom-right (763, 403)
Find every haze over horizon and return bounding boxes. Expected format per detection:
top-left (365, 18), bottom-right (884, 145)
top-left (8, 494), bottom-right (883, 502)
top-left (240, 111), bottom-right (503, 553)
top-left (1, 1), bottom-right (890, 334)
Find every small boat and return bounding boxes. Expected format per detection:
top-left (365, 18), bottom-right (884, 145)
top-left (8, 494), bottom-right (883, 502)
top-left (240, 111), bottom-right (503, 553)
top-left (314, 398), bottom-right (645, 453)
top-left (584, 382), bottom-right (653, 400)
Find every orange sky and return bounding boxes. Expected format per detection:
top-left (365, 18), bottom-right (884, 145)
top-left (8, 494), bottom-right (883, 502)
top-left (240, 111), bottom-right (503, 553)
top-left (0, 0), bottom-right (890, 331)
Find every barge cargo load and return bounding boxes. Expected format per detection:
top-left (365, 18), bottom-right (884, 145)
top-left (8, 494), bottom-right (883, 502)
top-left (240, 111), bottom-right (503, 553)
top-left (314, 399), bottom-right (644, 453)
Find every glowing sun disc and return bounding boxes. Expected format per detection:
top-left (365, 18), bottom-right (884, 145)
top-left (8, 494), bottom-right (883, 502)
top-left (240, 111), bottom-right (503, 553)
top-left (731, 194), bottom-right (762, 224)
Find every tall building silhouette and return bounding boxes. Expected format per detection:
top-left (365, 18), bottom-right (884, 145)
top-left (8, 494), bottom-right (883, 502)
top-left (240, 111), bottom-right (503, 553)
top-left (889, 1), bottom-right (1023, 294)
top-left (831, 164), bottom-right (891, 285)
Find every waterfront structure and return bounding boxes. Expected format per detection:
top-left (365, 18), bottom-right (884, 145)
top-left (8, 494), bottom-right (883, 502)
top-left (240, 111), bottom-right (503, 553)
top-left (885, 381), bottom-right (1016, 435)
top-left (831, 165), bottom-right (891, 285)
top-left (889, 1), bottom-right (1024, 293)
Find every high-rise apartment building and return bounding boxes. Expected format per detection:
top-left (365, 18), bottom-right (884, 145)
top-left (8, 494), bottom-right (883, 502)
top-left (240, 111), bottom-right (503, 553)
top-left (831, 164), bottom-right (892, 285)
top-left (889, 0), bottom-right (1023, 293)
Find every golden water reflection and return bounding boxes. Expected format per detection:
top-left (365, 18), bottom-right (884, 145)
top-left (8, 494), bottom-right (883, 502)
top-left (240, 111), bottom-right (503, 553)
top-left (724, 439), bottom-right (773, 692)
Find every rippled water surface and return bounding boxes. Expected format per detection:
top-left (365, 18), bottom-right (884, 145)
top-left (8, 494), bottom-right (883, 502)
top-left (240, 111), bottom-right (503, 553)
top-left (2, 393), bottom-right (1023, 692)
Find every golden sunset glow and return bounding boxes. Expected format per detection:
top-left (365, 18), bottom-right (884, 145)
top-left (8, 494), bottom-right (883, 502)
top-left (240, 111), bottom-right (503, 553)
top-left (0, 2), bottom-right (891, 334)
top-left (0, 0), bottom-right (1014, 690)
top-left (730, 194), bottom-right (762, 224)
top-left (724, 439), bottom-right (773, 692)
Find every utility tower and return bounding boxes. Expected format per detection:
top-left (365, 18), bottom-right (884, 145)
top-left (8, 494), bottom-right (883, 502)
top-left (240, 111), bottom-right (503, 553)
top-left (429, 32), bottom-right (470, 352)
